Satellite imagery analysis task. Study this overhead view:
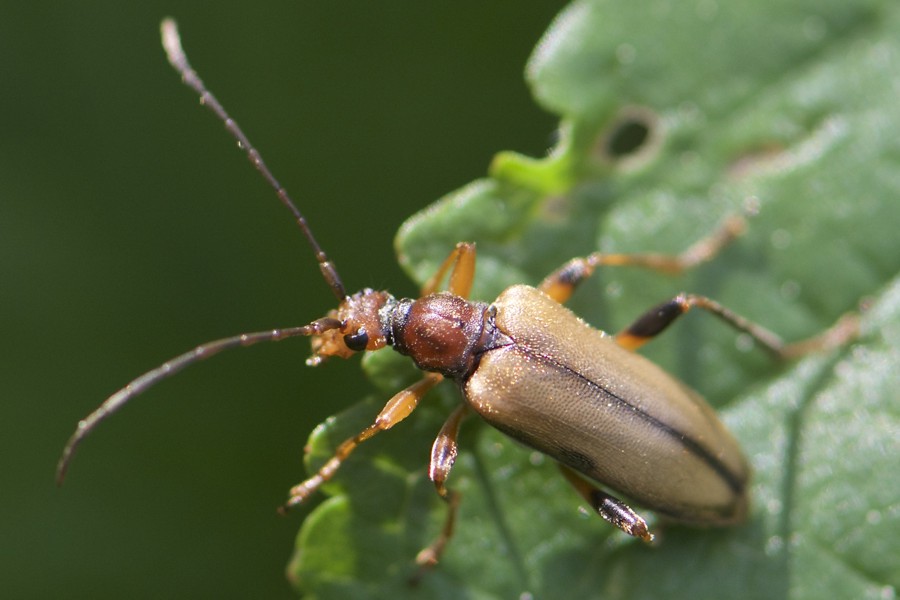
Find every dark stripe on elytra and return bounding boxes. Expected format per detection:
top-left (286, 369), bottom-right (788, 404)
top-left (529, 350), bottom-right (745, 496)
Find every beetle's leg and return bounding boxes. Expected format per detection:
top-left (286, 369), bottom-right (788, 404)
top-left (615, 293), bottom-right (859, 358)
top-left (420, 242), bottom-right (477, 299)
top-left (415, 404), bottom-right (471, 569)
top-left (280, 372), bottom-right (443, 512)
top-left (539, 215), bottom-right (745, 304)
top-left (558, 464), bottom-right (654, 542)
top-left (427, 404), bottom-right (470, 502)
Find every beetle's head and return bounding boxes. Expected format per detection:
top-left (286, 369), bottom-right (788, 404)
top-left (307, 289), bottom-right (394, 366)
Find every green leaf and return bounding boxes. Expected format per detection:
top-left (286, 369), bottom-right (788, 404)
top-left (289, 1), bottom-right (900, 598)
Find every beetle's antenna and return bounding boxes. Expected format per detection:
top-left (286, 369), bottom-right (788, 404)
top-left (56, 21), bottom-right (355, 486)
top-left (55, 318), bottom-right (343, 485)
top-left (160, 18), bottom-right (346, 301)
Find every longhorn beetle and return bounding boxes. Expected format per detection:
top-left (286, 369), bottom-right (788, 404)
top-left (57, 19), bottom-right (859, 569)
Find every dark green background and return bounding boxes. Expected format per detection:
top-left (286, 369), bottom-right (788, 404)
top-left (1, 3), bottom-right (567, 597)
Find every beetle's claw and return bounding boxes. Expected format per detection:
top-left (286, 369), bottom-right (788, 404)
top-left (632, 521), bottom-right (654, 543)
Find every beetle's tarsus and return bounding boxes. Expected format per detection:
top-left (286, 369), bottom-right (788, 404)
top-left (781, 311), bottom-right (860, 360)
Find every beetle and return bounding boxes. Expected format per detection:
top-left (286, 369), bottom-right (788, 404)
top-left (57, 19), bottom-right (858, 569)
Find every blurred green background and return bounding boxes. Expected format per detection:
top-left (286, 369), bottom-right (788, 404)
top-left (1, 3), bottom-right (567, 597)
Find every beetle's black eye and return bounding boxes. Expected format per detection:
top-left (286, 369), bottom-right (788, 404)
top-left (343, 329), bottom-right (369, 352)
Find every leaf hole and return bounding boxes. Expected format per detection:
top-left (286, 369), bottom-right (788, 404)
top-left (596, 106), bottom-right (660, 168)
top-left (607, 119), bottom-right (649, 156)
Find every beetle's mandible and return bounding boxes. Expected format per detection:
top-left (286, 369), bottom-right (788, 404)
top-left (56, 19), bottom-right (859, 571)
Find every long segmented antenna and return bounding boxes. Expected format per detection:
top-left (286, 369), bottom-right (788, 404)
top-left (160, 18), bottom-right (346, 301)
top-left (56, 318), bottom-right (343, 485)
top-left (56, 20), bottom-right (352, 485)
